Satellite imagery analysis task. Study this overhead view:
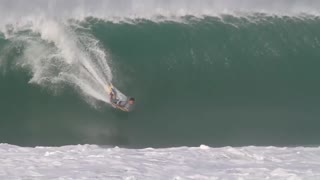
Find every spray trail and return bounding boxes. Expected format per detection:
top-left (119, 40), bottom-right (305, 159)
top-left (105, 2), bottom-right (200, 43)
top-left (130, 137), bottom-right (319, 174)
top-left (2, 18), bottom-right (126, 106)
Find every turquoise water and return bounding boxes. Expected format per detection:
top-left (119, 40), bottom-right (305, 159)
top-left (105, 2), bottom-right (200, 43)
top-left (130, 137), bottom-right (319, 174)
top-left (1, 1), bottom-right (320, 147)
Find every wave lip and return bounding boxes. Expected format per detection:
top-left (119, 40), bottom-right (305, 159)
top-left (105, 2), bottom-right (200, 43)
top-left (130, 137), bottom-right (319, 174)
top-left (1, 0), bottom-right (320, 25)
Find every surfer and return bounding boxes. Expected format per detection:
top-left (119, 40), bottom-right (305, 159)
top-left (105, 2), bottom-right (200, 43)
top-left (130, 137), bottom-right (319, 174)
top-left (109, 88), bottom-right (135, 112)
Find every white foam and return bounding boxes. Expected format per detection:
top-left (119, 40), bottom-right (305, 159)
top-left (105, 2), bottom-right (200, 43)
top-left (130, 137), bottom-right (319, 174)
top-left (0, 144), bottom-right (320, 179)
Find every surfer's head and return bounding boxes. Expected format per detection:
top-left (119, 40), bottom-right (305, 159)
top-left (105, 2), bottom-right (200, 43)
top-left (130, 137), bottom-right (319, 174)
top-left (129, 97), bottom-right (135, 105)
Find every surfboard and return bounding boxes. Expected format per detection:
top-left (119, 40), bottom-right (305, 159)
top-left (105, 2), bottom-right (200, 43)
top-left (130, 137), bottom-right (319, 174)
top-left (105, 83), bottom-right (129, 112)
top-left (113, 104), bottom-right (129, 112)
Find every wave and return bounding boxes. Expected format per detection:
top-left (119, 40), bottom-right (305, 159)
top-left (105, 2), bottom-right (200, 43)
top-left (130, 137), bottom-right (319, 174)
top-left (1, 1), bottom-right (320, 147)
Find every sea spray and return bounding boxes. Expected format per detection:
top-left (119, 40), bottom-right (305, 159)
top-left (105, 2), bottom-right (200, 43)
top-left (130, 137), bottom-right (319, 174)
top-left (1, 18), bottom-right (126, 106)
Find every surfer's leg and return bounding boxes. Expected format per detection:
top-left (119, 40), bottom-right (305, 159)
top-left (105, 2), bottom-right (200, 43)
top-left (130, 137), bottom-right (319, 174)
top-left (111, 88), bottom-right (117, 96)
top-left (110, 89), bottom-right (118, 103)
top-left (110, 89), bottom-right (123, 105)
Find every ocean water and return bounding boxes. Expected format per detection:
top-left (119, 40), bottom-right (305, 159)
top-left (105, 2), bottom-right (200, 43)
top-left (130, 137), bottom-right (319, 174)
top-left (1, 0), bottom-right (320, 179)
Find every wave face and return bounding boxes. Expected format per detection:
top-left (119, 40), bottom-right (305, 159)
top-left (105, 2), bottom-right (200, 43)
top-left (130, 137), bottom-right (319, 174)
top-left (1, 0), bottom-right (320, 147)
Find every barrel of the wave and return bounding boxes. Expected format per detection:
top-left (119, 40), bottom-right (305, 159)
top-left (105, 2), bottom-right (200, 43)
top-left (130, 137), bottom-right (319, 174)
top-left (105, 84), bottom-right (135, 112)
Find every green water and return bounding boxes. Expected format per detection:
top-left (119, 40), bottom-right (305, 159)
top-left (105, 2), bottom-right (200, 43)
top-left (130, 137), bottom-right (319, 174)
top-left (1, 16), bottom-right (320, 147)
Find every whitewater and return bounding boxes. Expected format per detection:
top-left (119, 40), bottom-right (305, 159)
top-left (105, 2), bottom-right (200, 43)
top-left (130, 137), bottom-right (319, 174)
top-left (0, 144), bottom-right (319, 179)
top-left (1, 0), bottom-right (320, 179)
